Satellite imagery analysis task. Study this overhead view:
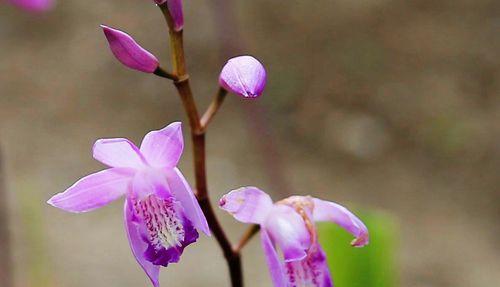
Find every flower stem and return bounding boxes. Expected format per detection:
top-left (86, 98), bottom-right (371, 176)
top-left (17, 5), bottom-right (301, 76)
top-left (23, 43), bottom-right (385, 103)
top-left (234, 225), bottom-right (260, 253)
top-left (159, 4), bottom-right (243, 287)
top-left (0, 149), bottom-right (13, 287)
top-left (200, 87), bottom-right (228, 131)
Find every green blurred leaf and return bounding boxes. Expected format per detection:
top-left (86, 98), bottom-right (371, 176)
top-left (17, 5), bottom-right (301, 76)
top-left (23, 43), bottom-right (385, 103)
top-left (318, 209), bottom-right (398, 287)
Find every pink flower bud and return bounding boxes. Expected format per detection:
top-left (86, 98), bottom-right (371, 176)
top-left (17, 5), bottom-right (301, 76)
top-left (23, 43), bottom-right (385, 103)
top-left (101, 25), bottom-right (159, 73)
top-left (219, 56), bottom-right (267, 98)
top-left (8, 0), bottom-right (55, 12)
top-left (155, 0), bottom-right (184, 32)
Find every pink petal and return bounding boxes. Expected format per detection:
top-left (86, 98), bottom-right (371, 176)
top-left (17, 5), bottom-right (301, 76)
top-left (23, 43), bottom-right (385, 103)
top-left (47, 168), bottom-right (133, 213)
top-left (124, 199), bottom-right (161, 287)
top-left (285, 244), bottom-right (333, 287)
top-left (131, 169), bottom-right (170, 200)
top-left (167, 0), bottom-right (184, 31)
top-left (218, 187), bottom-right (273, 224)
top-left (8, 0), bottom-right (54, 12)
top-left (165, 168), bottom-right (210, 236)
top-left (93, 138), bottom-right (147, 169)
top-left (260, 229), bottom-right (286, 287)
top-left (264, 205), bottom-right (310, 262)
top-left (140, 122), bottom-right (184, 168)
top-left (219, 55), bottom-right (267, 98)
top-left (101, 25), bottom-right (159, 73)
top-left (312, 198), bottom-right (369, 247)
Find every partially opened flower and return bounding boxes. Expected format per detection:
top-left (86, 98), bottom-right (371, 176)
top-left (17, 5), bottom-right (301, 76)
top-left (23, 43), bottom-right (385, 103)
top-left (219, 187), bottom-right (369, 287)
top-left (48, 122), bottom-right (210, 287)
top-left (8, 0), bottom-right (54, 12)
top-left (101, 25), bottom-right (160, 73)
top-left (155, 0), bottom-right (184, 31)
top-left (219, 55), bottom-right (267, 98)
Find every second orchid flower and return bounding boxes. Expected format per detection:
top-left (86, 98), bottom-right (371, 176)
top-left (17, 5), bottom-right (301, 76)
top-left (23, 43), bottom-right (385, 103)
top-left (219, 187), bottom-right (369, 287)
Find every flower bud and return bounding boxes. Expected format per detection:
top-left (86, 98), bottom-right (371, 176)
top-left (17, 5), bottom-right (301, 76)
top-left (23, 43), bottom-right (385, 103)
top-left (219, 56), bottom-right (267, 98)
top-left (9, 0), bottom-right (55, 12)
top-left (101, 25), bottom-right (159, 73)
top-left (156, 0), bottom-right (184, 32)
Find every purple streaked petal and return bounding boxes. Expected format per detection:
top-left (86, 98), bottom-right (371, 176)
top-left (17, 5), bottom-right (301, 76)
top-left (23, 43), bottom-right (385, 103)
top-left (8, 0), bottom-right (54, 12)
top-left (260, 229), bottom-right (286, 287)
top-left (219, 186), bottom-right (273, 225)
top-left (312, 198), bottom-right (369, 247)
top-left (285, 244), bottom-right (333, 287)
top-left (134, 195), bottom-right (199, 267)
top-left (101, 25), bottom-right (159, 73)
top-left (93, 138), bottom-right (146, 169)
top-left (264, 205), bottom-right (310, 262)
top-left (47, 168), bottom-right (133, 213)
top-left (219, 55), bottom-right (267, 98)
top-left (165, 168), bottom-right (210, 236)
top-left (140, 122), bottom-right (184, 169)
top-left (124, 199), bottom-right (160, 287)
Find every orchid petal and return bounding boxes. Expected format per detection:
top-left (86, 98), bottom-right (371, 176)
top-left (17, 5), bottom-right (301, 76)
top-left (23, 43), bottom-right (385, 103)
top-left (285, 244), bottom-right (333, 287)
top-left (124, 199), bottom-right (160, 287)
top-left (166, 0), bottom-right (184, 32)
top-left (312, 198), bottom-right (369, 247)
top-left (131, 169), bottom-right (170, 200)
top-left (165, 168), bottom-right (210, 236)
top-left (140, 122), bottom-right (184, 168)
top-left (218, 186), bottom-right (273, 224)
top-left (260, 229), bottom-right (286, 287)
top-left (93, 138), bottom-right (146, 169)
top-left (264, 205), bottom-right (310, 262)
top-left (47, 168), bottom-right (133, 213)
top-left (101, 25), bottom-right (159, 73)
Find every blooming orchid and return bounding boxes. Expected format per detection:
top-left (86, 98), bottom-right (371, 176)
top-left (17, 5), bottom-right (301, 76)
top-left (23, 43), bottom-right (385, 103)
top-left (219, 187), bottom-right (369, 287)
top-left (48, 122), bottom-right (210, 287)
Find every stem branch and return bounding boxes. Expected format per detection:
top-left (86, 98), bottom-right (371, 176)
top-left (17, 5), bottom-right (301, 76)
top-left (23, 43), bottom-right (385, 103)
top-left (234, 225), bottom-right (260, 253)
top-left (201, 87), bottom-right (228, 131)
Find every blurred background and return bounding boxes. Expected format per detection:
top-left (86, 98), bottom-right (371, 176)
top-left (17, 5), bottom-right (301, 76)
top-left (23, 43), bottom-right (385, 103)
top-left (0, 0), bottom-right (498, 286)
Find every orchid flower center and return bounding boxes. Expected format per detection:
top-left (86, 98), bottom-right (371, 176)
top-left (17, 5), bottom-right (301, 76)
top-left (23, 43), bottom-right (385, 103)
top-left (278, 196), bottom-right (317, 244)
top-left (131, 194), bottom-right (198, 266)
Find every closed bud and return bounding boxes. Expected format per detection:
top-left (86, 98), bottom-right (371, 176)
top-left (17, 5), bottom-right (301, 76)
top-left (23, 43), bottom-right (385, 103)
top-left (156, 0), bottom-right (184, 32)
top-left (101, 25), bottom-right (159, 73)
top-left (219, 55), bottom-right (267, 98)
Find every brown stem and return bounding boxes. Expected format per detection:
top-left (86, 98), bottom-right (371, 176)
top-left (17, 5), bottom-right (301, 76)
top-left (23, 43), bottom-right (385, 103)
top-left (234, 225), bottom-right (260, 253)
top-left (200, 87), bottom-right (228, 131)
top-left (159, 4), bottom-right (243, 287)
top-left (154, 66), bottom-right (177, 80)
top-left (0, 148), bottom-right (13, 287)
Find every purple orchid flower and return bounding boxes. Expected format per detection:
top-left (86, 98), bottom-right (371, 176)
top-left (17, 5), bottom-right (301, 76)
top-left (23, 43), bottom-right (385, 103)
top-left (48, 122), bottom-right (210, 287)
top-left (8, 0), bottom-right (54, 12)
top-left (219, 187), bottom-right (369, 287)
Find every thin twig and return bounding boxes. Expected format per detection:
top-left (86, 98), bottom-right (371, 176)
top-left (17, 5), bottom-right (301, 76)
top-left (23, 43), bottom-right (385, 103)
top-left (233, 225), bottom-right (260, 253)
top-left (200, 87), bottom-right (228, 131)
top-left (154, 66), bottom-right (177, 80)
top-left (159, 4), bottom-right (243, 287)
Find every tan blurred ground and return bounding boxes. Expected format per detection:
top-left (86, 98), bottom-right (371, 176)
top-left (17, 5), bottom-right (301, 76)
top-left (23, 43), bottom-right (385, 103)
top-left (0, 0), bottom-right (499, 286)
